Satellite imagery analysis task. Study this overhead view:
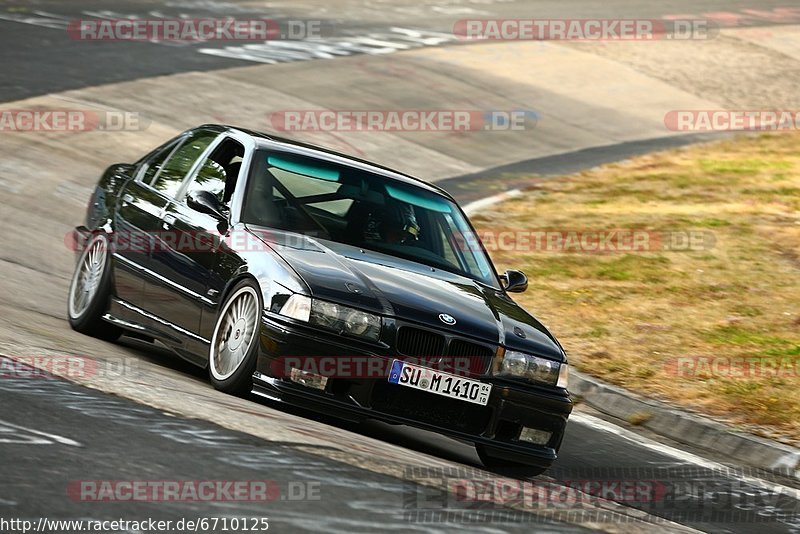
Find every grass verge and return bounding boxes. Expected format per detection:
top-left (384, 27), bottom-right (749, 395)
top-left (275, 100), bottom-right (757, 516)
top-left (472, 132), bottom-right (800, 445)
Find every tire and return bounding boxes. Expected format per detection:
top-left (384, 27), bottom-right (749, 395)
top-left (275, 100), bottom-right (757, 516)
top-left (476, 446), bottom-right (548, 478)
top-left (67, 232), bottom-right (122, 342)
top-left (209, 280), bottom-right (262, 395)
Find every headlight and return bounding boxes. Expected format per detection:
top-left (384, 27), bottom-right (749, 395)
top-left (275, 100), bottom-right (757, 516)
top-left (557, 362), bottom-right (569, 389)
top-left (496, 350), bottom-right (563, 387)
top-left (279, 294), bottom-right (311, 322)
top-left (310, 300), bottom-right (341, 329)
top-left (311, 300), bottom-right (381, 341)
top-left (278, 295), bottom-right (381, 341)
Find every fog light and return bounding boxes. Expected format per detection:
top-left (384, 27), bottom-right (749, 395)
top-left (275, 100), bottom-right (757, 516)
top-left (289, 368), bottom-right (328, 391)
top-left (519, 427), bottom-right (552, 445)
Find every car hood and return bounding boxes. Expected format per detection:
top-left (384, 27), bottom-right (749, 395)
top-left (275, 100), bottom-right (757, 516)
top-left (247, 226), bottom-right (564, 361)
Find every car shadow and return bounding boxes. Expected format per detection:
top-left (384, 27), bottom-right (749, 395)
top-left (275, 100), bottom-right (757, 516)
top-left (117, 335), bottom-right (542, 481)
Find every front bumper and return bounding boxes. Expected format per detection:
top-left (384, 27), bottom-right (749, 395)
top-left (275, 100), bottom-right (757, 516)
top-left (253, 314), bottom-right (572, 468)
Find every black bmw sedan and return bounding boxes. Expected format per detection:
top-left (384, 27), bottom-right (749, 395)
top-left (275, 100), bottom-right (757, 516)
top-left (68, 124), bottom-right (571, 474)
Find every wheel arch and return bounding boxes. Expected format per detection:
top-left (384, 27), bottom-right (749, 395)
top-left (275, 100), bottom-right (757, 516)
top-left (217, 272), bottom-right (264, 312)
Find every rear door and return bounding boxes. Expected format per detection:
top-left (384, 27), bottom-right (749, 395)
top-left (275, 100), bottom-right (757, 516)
top-left (112, 137), bottom-right (182, 308)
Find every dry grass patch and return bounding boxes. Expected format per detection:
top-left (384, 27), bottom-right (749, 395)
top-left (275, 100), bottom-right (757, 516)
top-left (473, 132), bottom-right (800, 445)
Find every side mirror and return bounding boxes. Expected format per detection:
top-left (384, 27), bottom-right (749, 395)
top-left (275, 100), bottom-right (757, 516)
top-left (187, 190), bottom-right (227, 222)
top-left (501, 270), bottom-right (528, 293)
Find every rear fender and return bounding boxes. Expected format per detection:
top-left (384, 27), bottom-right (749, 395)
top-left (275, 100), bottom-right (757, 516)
top-left (85, 163), bottom-right (135, 230)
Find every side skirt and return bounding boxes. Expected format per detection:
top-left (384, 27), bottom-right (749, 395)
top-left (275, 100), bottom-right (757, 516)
top-left (104, 298), bottom-right (210, 368)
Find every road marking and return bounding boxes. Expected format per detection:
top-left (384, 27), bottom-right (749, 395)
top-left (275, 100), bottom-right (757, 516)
top-left (571, 412), bottom-right (800, 500)
top-left (199, 27), bottom-right (458, 64)
top-left (462, 188), bottom-right (521, 215)
top-left (0, 419), bottom-right (81, 446)
top-left (0, 10), bottom-right (459, 63)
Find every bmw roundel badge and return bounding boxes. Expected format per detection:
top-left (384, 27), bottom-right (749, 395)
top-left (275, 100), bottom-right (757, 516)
top-left (438, 313), bottom-right (456, 326)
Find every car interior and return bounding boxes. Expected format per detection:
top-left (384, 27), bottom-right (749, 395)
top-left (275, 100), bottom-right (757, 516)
top-left (186, 137), bottom-right (245, 209)
top-left (240, 151), bottom-right (491, 281)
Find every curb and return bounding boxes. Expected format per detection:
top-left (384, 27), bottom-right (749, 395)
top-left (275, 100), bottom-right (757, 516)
top-left (462, 193), bottom-right (800, 477)
top-left (570, 370), bottom-right (800, 475)
top-left (462, 188), bottom-right (521, 216)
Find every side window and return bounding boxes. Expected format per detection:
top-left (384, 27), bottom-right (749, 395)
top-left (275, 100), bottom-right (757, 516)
top-left (188, 159), bottom-right (227, 203)
top-left (151, 130), bottom-right (217, 199)
top-left (185, 138), bottom-right (245, 207)
top-left (136, 139), bottom-right (180, 183)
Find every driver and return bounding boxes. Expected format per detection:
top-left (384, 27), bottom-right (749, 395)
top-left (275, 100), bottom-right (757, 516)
top-left (363, 201), bottom-right (420, 244)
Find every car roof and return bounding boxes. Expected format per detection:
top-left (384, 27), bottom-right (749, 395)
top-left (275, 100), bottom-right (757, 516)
top-left (199, 124), bottom-right (456, 201)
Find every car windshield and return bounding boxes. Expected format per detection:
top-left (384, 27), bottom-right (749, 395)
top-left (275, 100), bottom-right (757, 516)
top-left (242, 150), bottom-right (498, 287)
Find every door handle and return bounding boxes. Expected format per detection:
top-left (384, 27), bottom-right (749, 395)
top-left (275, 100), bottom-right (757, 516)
top-left (161, 214), bottom-right (176, 230)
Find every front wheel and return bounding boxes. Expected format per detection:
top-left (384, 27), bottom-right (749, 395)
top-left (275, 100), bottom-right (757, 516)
top-left (209, 280), bottom-right (262, 395)
top-left (67, 232), bottom-right (122, 342)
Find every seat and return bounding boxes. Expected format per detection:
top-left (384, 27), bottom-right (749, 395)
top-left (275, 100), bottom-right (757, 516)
top-left (343, 201), bottom-right (373, 245)
top-left (223, 162), bottom-right (241, 204)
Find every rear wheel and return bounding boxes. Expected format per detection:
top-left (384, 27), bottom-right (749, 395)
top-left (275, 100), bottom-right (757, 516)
top-left (67, 232), bottom-right (122, 342)
top-left (476, 446), bottom-right (548, 478)
top-left (209, 281), bottom-right (262, 395)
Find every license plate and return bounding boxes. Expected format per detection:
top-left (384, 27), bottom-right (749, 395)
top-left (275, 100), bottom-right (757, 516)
top-left (387, 360), bottom-right (492, 406)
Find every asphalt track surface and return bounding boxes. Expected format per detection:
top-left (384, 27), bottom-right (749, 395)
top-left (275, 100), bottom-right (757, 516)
top-left (0, 0), bottom-right (796, 102)
top-left (1, 356), bottom-right (588, 533)
top-left (1, 1), bottom-right (799, 533)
